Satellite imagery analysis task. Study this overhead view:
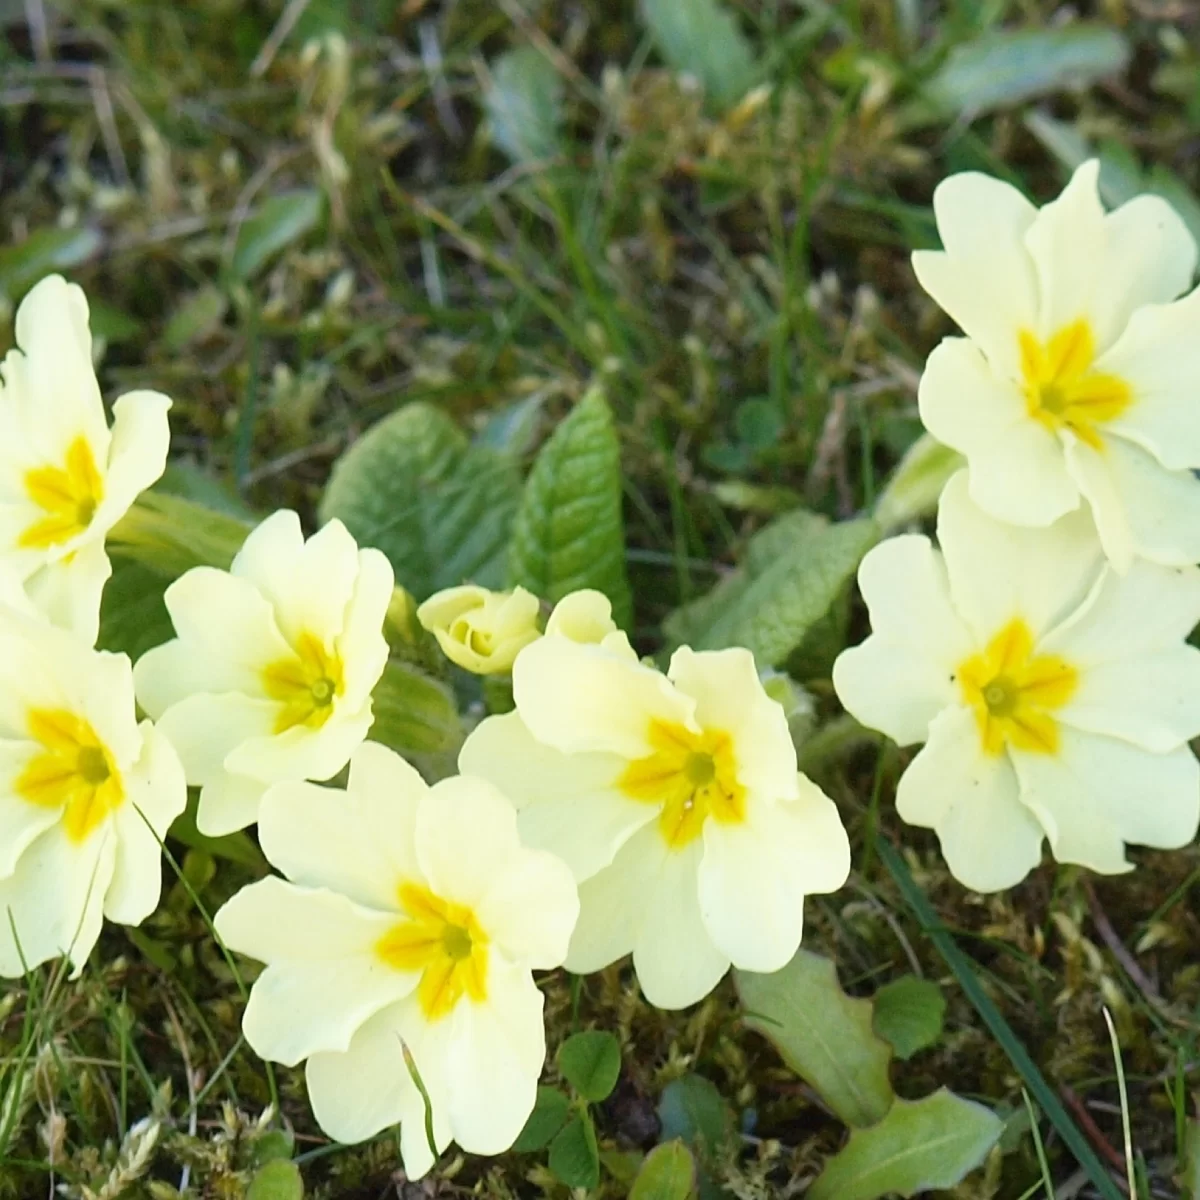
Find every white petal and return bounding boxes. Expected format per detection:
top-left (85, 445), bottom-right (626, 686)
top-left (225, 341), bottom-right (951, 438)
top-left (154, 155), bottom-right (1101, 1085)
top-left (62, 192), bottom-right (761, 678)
top-left (0, 822), bottom-right (116, 977)
top-left (74, 647), bottom-right (143, 770)
top-left (916, 337), bottom-right (1027, 455)
top-left (257, 742), bottom-right (424, 908)
top-left (103, 722), bottom-right (187, 926)
top-left (833, 639), bottom-right (954, 748)
top-left (306, 996), bottom-right (452, 1163)
top-left (1101, 286), bottom-right (1200, 469)
top-left (631, 837), bottom-right (730, 1009)
top-left (513, 636), bottom-right (695, 759)
top-left (912, 173), bottom-right (1039, 377)
top-left (95, 390), bottom-right (172, 528)
top-left (444, 963), bottom-right (546, 1156)
top-left (414, 775), bottom-right (522, 908)
top-left (22, 540), bottom-right (112, 644)
top-left (545, 589), bottom-right (619, 643)
top-left (223, 700), bottom-right (374, 783)
top-left (231, 509), bottom-right (305, 590)
top-left (1012, 733), bottom-right (1200, 871)
top-left (698, 779), bottom-right (849, 973)
top-left (961, 421), bottom-right (1080, 529)
top-left (937, 470), bottom-right (1101, 641)
top-left (666, 647), bottom-right (799, 802)
top-left (196, 771), bottom-right (268, 837)
top-left (335, 549), bottom-right (393, 702)
top-left (896, 707), bottom-right (1045, 893)
top-left (214, 877), bottom-right (413, 1066)
top-left (154, 693), bottom-right (278, 786)
top-left (474, 845), bottom-right (578, 969)
top-left (1066, 434), bottom-right (1200, 570)
top-left (0, 742), bottom-right (68, 877)
top-left (270, 518), bottom-right (361, 649)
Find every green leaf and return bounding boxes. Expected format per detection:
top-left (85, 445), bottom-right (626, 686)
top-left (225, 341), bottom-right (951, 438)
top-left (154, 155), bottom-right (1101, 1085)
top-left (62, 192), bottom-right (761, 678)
top-left (249, 1130), bottom-right (296, 1169)
top-left (549, 1113), bottom-right (600, 1190)
top-left (558, 1030), bottom-right (622, 1103)
top-left (657, 1075), bottom-right (734, 1162)
top-left (631, 1141), bottom-right (698, 1200)
top-left (476, 392), bottom-right (548, 458)
top-left (664, 512), bottom-right (878, 666)
top-left (1147, 165), bottom-right (1200, 255)
top-left (874, 434), bottom-right (964, 534)
top-left (163, 284), bottom-right (229, 351)
top-left (806, 1089), bottom-right (1003, 1200)
top-left (509, 388), bottom-right (632, 627)
top-left (97, 560), bottom-right (174, 661)
top-left (369, 661), bottom-right (463, 756)
top-left (513, 1086), bottom-right (571, 1152)
top-left (110, 491), bottom-right (253, 576)
top-left (640, 0), bottom-right (759, 112)
top-left (231, 189), bottom-right (325, 281)
top-left (921, 26), bottom-right (1130, 121)
top-left (1023, 112), bottom-right (1143, 207)
top-left (872, 976), bottom-right (946, 1061)
top-left (484, 46), bottom-right (564, 164)
top-left (736, 950), bottom-right (894, 1129)
top-left (322, 402), bottom-right (521, 600)
top-left (0, 226), bottom-right (103, 298)
top-left (246, 1158), bottom-right (304, 1200)
top-left (157, 462), bottom-right (257, 520)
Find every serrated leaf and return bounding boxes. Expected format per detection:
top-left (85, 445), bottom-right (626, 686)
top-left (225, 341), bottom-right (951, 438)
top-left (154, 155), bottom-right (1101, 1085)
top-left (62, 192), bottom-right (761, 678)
top-left (321, 402), bottom-right (521, 600)
top-left (246, 1158), bottom-right (304, 1200)
top-left (369, 660), bottom-right (463, 756)
top-left (98, 559), bottom-right (174, 661)
top-left (807, 1089), bottom-right (1003, 1200)
top-left (558, 1030), bottom-right (622, 1103)
top-left (485, 46), bottom-right (564, 164)
top-left (0, 226), bottom-right (103, 297)
top-left (664, 512), bottom-right (878, 666)
top-left (631, 1141), bottom-right (698, 1200)
top-left (872, 976), bottom-right (946, 1061)
top-left (640, 0), bottom-right (759, 112)
top-left (922, 26), bottom-right (1130, 121)
top-left (509, 389), bottom-right (632, 627)
top-left (549, 1113), bottom-right (600, 1190)
top-left (513, 1086), bottom-right (571, 1152)
top-left (231, 189), bottom-right (324, 280)
top-left (736, 950), bottom-right (894, 1129)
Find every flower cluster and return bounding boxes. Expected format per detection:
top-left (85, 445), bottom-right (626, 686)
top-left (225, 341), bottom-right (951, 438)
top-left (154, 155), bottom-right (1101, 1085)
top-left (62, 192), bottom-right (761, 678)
top-left (835, 161), bottom-right (1200, 891)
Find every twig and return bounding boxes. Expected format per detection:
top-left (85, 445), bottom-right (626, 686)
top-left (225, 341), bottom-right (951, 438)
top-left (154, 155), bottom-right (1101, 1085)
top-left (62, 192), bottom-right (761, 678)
top-left (1082, 879), bottom-right (1173, 1020)
top-left (251, 0), bottom-right (313, 78)
top-left (1061, 1086), bottom-right (1129, 1184)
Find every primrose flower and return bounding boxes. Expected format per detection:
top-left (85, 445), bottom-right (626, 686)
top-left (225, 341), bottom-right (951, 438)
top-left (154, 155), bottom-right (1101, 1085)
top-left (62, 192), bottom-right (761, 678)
top-left (417, 585), bottom-right (541, 674)
top-left (214, 742), bottom-right (578, 1177)
top-left (460, 639), bottom-right (850, 1009)
top-left (833, 472), bottom-right (1200, 892)
top-left (133, 511), bottom-right (392, 836)
top-left (0, 275), bottom-right (171, 641)
top-left (0, 597), bottom-right (185, 976)
top-left (914, 160), bottom-right (1200, 571)
top-left (544, 588), bottom-right (626, 647)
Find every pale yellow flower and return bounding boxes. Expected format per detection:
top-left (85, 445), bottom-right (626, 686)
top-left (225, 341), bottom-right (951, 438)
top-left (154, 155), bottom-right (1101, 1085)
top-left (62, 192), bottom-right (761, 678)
top-left (214, 743), bottom-right (578, 1177)
top-left (833, 472), bottom-right (1200, 891)
top-left (133, 511), bottom-right (392, 835)
top-left (0, 275), bottom-right (171, 640)
top-left (417, 585), bottom-right (541, 674)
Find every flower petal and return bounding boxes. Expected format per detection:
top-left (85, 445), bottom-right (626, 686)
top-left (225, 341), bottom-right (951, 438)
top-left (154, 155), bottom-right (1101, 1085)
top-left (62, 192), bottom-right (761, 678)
top-left (1066, 433), bottom-right (1200, 571)
top-left (196, 771), bottom-right (269, 837)
top-left (833, 639), bottom-right (952, 747)
top-left (95, 390), bottom-right (172, 529)
top-left (336, 549), bottom-right (393, 701)
top-left (22, 540), bottom-right (112, 644)
top-left (513, 636), bottom-right (695, 759)
top-left (474, 844), bottom-right (578, 969)
top-left (960, 421), bottom-right (1080, 529)
top-left (0, 742), bottom-right (66, 877)
top-left (937, 469), bottom-right (1101, 641)
top-left (153, 692), bottom-right (278, 786)
top-left (1012, 733), bottom-right (1200, 871)
top-left (257, 742), bottom-right (424, 909)
top-left (224, 700), bottom-right (374, 784)
top-left (214, 877), bottom-right (414, 1066)
top-left (912, 173), bottom-right (1039, 377)
top-left (916, 337), bottom-right (1026, 457)
top-left (896, 706), bottom-right (1045, 893)
top-left (545, 589), bottom-right (619, 644)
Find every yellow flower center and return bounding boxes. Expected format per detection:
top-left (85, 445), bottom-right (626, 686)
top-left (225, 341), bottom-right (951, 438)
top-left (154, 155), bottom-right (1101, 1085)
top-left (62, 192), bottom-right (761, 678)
top-left (19, 436), bottom-right (106, 549)
top-left (956, 618), bottom-right (1077, 756)
top-left (1019, 320), bottom-right (1132, 450)
top-left (261, 631), bottom-right (345, 734)
top-left (376, 883), bottom-right (489, 1020)
top-left (15, 709), bottom-right (124, 842)
top-left (619, 719), bottom-right (745, 849)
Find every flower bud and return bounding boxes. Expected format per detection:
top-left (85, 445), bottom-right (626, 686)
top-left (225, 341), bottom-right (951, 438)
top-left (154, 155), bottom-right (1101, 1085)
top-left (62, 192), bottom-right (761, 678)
top-left (417, 585), bottom-right (541, 675)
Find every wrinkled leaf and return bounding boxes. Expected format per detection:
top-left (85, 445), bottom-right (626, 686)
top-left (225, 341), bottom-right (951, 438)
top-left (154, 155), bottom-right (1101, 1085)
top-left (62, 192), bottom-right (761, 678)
top-left (157, 462), bottom-right (257, 520)
top-left (485, 46), bottom-right (564, 163)
top-left (872, 976), bottom-right (946, 1061)
top-left (736, 950), bottom-right (894, 1128)
top-left (322, 402), bottom-right (521, 600)
top-left (369, 660), bottom-right (463, 756)
top-left (231, 189), bottom-right (324, 280)
top-left (549, 1113), bottom-right (600, 1190)
top-left (0, 226), bottom-right (103, 297)
top-left (665, 512), bottom-right (878, 666)
top-left (246, 1158), bottom-right (304, 1200)
top-left (513, 1086), bottom-right (571, 1152)
top-left (922, 26), bottom-right (1130, 121)
top-left (631, 1141), bottom-right (698, 1200)
top-left (640, 0), bottom-right (759, 112)
top-left (97, 559), bottom-right (174, 662)
top-left (807, 1089), bottom-right (1003, 1200)
top-left (509, 388), bottom-right (632, 627)
top-left (109, 491), bottom-right (253, 576)
top-left (558, 1030), bottom-right (622, 1103)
